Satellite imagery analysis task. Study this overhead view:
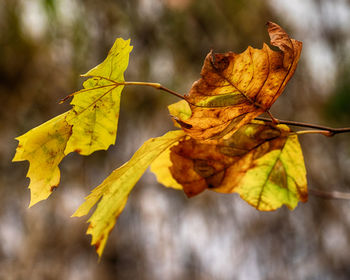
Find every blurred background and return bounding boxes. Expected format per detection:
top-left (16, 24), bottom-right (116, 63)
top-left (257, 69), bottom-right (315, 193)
top-left (1, 0), bottom-right (350, 279)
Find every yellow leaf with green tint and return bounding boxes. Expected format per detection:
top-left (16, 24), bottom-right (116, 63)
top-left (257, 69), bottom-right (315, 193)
top-left (12, 113), bottom-right (72, 206)
top-left (13, 38), bottom-right (133, 206)
top-left (169, 121), bottom-right (307, 210)
top-left (235, 134), bottom-right (307, 211)
top-left (65, 38), bottom-right (133, 155)
top-left (72, 130), bottom-right (185, 257)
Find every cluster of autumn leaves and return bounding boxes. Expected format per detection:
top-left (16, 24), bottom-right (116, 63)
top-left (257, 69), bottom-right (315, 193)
top-left (13, 22), bottom-right (307, 257)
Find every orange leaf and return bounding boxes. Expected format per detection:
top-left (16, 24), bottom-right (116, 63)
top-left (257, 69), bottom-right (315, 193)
top-left (169, 121), bottom-right (307, 211)
top-left (172, 22), bottom-right (302, 140)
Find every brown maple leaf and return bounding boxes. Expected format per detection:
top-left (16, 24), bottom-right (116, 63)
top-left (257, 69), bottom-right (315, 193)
top-left (171, 22), bottom-right (302, 140)
top-left (168, 121), bottom-right (307, 211)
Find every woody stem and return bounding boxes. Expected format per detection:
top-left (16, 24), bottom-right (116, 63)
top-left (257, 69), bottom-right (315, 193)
top-left (256, 117), bottom-right (350, 136)
top-left (78, 76), bottom-right (350, 135)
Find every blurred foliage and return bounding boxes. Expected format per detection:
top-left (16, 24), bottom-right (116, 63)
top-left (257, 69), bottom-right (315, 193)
top-left (325, 67), bottom-right (350, 124)
top-left (2, 0), bottom-right (350, 279)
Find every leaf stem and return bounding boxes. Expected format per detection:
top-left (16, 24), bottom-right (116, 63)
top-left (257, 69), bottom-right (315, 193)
top-left (117, 79), bottom-right (350, 136)
top-left (71, 75), bottom-right (350, 136)
top-left (118, 81), bottom-right (186, 100)
top-left (256, 117), bottom-right (350, 136)
top-left (266, 110), bottom-right (280, 124)
top-left (295, 130), bottom-right (333, 136)
top-left (80, 75), bottom-right (187, 101)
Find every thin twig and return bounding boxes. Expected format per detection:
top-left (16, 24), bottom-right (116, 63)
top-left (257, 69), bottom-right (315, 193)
top-left (65, 75), bottom-right (350, 135)
top-left (82, 75), bottom-right (187, 100)
top-left (120, 81), bottom-right (186, 100)
top-left (256, 117), bottom-right (350, 135)
top-left (309, 188), bottom-right (350, 200)
top-left (295, 130), bottom-right (333, 136)
top-left (119, 80), bottom-right (350, 135)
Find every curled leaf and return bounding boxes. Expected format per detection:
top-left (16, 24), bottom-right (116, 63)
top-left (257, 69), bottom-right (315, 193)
top-left (173, 22), bottom-right (302, 140)
top-left (72, 130), bottom-right (186, 257)
top-left (169, 121), bottom-right (307, 211)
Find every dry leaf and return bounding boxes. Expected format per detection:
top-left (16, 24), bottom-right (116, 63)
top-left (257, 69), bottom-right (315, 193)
top-left (168, 121), bottom-right (307, 211)
top-left (171, 22), bottom-right (302, 140)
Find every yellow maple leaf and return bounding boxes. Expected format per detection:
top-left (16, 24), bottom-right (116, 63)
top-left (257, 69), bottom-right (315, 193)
top-left (13, 113), bottom-right (71, 206)
top-left (65, 38), bottom-right (133, 155)
top-left (13, 38), bottom-right (132, 206)
top-left (72, 130), bottom-right (185, 257)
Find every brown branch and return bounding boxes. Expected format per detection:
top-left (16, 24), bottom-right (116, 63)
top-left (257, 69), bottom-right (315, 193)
top-left (309, 188), bottom-right (350, 200)
top-left (256, 117), bottom-right (350, 136)
top-left (121, 80), bottom-right (350, 135)
top-left (68, 75), bottom-right (350, 136)
top-left (121, 81), bottom-right (186, 100)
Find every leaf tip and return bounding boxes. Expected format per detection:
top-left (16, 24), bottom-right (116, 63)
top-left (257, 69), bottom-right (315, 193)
top-left (71, 209), bottom-right (83, 218)
top-left (28, 197), bottom-right (40, 208)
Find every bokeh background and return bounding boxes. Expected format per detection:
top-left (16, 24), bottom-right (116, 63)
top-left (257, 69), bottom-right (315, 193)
top-left (1, 0), bottom-right (350, 279)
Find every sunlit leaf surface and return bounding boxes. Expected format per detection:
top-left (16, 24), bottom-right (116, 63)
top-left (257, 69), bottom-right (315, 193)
top-left (65, 38), bottom-right (133, 155)
top-left (13, 113), bottom-right (71, 206)
top-left (13, 38), bottom-right (132, 205)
